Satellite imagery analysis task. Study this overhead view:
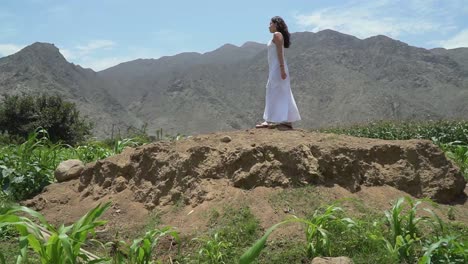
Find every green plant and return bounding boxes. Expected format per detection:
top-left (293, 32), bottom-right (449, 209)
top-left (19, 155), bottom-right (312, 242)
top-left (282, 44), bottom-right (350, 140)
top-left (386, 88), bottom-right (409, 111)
top-left (0, 129), bottom-right (63, 200)
top-left (379, 197), bottom-right (423, 262)
top-left (103, 227), bottom-right (180, 264)
top-left (0, 202), bottom-right (110, 263)
top-left (302, 204), bottom-right (356, 258)
top-left (0, 127), bottom-right (152, 201)
top-left (0, 93), bottom-right (92, 145)
top-left (441, 143), bottom-right (468, 179)
top-left (419, 236), bottom-right (467, 264)
top-left (216, 206), bottom-right (260, 248)
top-left (320, 120), bottom-right (468, 144)
top-left (112, 138), bottom-right (139, 155)
top-left (74, 142), bottom-right (112, 163)
top-left (240, 204), bottom-right (355, 264)
top-left (197, 232), bottom-right (232, 264)
top-left (447, 207), bottom-right (456, 221)
top-left (184, 206), bottom-right (261, 263)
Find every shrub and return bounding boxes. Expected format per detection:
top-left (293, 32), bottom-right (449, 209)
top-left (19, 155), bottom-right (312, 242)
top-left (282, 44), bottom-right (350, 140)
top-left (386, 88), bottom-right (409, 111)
top-left (0, 93), bottom-right (93, 145)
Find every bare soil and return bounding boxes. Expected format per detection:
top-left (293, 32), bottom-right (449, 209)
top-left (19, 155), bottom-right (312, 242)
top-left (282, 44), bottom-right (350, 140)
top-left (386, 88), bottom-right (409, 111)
top-left (24, 129), bottom-right (468, 238)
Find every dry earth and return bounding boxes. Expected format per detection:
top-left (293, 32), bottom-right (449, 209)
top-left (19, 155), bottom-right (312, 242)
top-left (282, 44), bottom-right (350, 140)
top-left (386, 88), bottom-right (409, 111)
top-left (25, 129), bottom-right (468, 240)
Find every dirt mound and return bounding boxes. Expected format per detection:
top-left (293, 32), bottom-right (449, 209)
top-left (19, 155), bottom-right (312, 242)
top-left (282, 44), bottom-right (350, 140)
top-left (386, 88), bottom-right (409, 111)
top-left (70, 129), bottom-right (464, 207)
top-left (27, 129), bottom-right (465, 209)
top-left (23, 129), bottom-right (468, 239)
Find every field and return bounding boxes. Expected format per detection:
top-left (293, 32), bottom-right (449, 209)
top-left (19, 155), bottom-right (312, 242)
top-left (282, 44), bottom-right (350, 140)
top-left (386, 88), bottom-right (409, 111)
top-left (1, 121), bottom-right (467, 263)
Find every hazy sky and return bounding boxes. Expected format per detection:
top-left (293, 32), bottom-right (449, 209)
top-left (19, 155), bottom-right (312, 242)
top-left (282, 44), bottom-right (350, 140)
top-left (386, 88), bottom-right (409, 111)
top-left (1, 0), bottom-right (467, 71)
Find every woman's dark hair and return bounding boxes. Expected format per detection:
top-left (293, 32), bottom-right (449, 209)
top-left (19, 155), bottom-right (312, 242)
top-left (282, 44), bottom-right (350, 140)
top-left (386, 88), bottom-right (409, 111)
top-left (271, 16), bottom-right (291, 48)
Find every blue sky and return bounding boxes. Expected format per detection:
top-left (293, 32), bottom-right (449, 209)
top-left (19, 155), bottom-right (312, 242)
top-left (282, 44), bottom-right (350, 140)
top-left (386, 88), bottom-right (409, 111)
top-left (1, 0), bottom-right (467, 71)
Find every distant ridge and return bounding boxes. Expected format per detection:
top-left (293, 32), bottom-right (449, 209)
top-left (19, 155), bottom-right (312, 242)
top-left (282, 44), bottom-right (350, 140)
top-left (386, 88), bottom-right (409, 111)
top-left (1, 30), bottom-right (467, 137)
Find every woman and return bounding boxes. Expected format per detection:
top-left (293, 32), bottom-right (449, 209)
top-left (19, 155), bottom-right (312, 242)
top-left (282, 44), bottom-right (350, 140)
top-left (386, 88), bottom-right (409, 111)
top-left (256, 16), bottom-right (301, 130)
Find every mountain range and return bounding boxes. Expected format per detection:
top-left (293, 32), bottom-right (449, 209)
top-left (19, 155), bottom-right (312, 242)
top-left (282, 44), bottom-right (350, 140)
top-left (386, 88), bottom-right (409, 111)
top-left (1, 30), bottom-right (467, 137)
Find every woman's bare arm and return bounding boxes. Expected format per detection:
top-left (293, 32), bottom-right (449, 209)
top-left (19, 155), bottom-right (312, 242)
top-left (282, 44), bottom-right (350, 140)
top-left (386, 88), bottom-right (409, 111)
top-left (273, 32), bottom-right (287, 79)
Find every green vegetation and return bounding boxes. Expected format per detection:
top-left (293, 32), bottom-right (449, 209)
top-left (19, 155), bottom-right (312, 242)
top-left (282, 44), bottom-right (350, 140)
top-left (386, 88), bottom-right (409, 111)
top-left (241, 197), bottom-right (467, 264)
top-left (1, 197), bottom-right (466, 263)
top-left (0, 94), bottom-right (93, 145)
top-left (319, 120), bottom-right (468, 143)
top-left (0, 129), bottom-right (72, 200)
top-left (0, 123), bottom-right (188, 202)
top-left (0, 202), bottom-right (110, 263)
top-left (194, 206), bottom-right (261, 263)
top-left (100, 227), bottom-right (180, 264)
top-left (1, 115), bottom-right (467, 263)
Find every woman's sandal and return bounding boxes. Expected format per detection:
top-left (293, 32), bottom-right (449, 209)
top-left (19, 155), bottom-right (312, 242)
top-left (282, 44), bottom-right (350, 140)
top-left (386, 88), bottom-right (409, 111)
top-left (277, 123), bottom-right (293, 130)
top-left (255, 121), bottom-right (269, 128)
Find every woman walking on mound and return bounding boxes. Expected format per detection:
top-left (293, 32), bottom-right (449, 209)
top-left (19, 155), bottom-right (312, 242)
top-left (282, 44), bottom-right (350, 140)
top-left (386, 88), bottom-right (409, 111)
top-left (256, 16), bottom-right (301, 130)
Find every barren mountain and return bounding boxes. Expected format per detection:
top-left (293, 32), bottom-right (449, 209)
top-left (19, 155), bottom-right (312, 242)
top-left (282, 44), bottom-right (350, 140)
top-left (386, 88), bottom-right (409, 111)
top-left (431, 47), bottom-right (468, 73)
top-left (1, 31), bottom-right (468, 138)
top-left (0, 42), bottom-right (142, 138)
top-left (100, 30), bottom-right (468, 136)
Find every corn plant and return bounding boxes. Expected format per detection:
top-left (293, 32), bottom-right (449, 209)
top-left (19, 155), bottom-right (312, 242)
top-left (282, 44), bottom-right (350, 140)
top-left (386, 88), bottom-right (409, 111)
top-left (320, 120), bottom-right (468, 144)
top-left (416, 207), bottom-right (468, 263)
top-left (303, 204), bottom-right (356, 258)
top-left (239, 204), bottom-right (355, 264)
top-left (418, 236), bottom-right (468, 264)
top-left (0, 202), bottom-right (110, 264)
top-left (0, 129), bottom-right (65, 200)
top-left (196, 232), bottom-right (233, 264)
top-left (441, 143), bottom-right (468, 179)
top-left (380, 197), bottom-right (425, 262)
top-left (101, 226), bottom-right (180, 264)
top-left (112, 138), bottom-right (139, 155)
top-left (74, 143), bottom-right (112, 163)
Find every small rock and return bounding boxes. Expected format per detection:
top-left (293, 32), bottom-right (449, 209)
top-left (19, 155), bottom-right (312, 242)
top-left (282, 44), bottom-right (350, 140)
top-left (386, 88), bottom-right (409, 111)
top-left (114, 176), bottom-right (128, 192)
top-left (251, 143), bottom-right (256, 147)
top-left (205, 193), bottom-right (215, 201)
top-left (220, 136), bottom-right (232, 143)
top-left (144, 202), bottom-right (156, 210)
top-left (55, 159), bottom-right (84, 182)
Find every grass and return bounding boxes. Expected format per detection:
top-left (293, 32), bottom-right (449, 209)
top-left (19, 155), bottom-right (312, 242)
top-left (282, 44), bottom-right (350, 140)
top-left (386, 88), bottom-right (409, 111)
top-left (241, 197), bottom-right (467, 264)
top-left (268, 185), bottom-right (322, 217)
top-left (1, 196), bottom-right (467, 263)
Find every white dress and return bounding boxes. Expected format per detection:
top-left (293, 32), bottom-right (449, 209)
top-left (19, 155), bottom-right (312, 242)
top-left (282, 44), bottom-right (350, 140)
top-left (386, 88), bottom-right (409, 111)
top-left (263, 39), bottom-right (301, 123)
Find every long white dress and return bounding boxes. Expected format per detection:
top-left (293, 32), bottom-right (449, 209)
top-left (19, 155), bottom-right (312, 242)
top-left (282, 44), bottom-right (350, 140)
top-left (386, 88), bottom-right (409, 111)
top-left (263, 39), bottom-right (301, 123)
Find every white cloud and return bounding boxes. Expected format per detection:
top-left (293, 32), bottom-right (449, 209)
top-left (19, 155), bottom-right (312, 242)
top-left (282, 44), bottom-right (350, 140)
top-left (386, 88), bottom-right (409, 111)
top-left (76, 40), bottom-right (116, 55)
top-left (0, 44), bottom-right (25, 57)
top-left (56, 40), bottom-right (118, 69)
top-left (293, 0), bottom-right (456, 39)
top-left (436, 29), bottom-right (468, 49)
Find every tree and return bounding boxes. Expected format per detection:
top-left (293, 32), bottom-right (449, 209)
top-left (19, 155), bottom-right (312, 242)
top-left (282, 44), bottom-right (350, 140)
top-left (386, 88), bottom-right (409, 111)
top-left (0, 93), bottom-right (93, 145)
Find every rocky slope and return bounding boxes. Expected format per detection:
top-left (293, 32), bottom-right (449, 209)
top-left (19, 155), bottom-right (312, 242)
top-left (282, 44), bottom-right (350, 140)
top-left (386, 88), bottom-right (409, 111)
top-left (0, 43), bottom-right (142, 137)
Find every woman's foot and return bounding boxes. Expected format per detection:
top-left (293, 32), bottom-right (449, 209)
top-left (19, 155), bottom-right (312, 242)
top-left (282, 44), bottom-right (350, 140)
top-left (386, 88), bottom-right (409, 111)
top-left (277, 122), bottom-right (293, 130)
top-left (255, 121), bottom-right (270, 128)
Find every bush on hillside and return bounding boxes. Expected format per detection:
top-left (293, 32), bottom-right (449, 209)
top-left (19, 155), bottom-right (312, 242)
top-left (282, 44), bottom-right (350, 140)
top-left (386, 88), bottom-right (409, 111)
top-left (0, 93), bottom-right (93, 145)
